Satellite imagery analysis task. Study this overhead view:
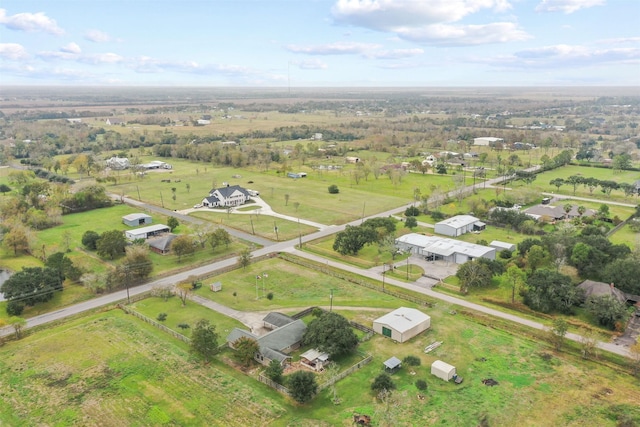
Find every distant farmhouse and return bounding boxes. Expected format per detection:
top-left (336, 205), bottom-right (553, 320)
top-left (227, 313), bottom-right (306, 366)
top-left (473, 137), bottom-right (503, 147)
top-left (634, 180), bottom-right (640, 195)
top-left (524, 204), bottom-right (595, 221)
top-left (139, 160), bottom-right (172, 170)
top-left (202, 184), bottom-right (250, 208)
top-left (396, 233), bottom-right (496, 264)
top-left (105, 118), bottom-right (124, 126)
top-left (105, 156), bottom-right (130, 170)
top-left (434, 215), bottom-right (485, 237)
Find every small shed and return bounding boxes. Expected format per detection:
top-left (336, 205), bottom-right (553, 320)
top-left (147, 234), bottom-right (176, 255)
top-left (431, 360), bottom-right (456, 381)
top-left (210, 282), bottom-right (222, 292)
top-left (490, 240), bottom-right (516, 252)
top-left (383, 356), bottom-right (402, 373)
top-left (300, 348), bottom-right (330, 371)
top-left (123, 213), bottom-right (152, 227)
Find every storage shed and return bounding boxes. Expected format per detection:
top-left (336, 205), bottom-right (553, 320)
top-left (122, 213), bottom-right (152, 227)
top-left (431, 360), bottom-right (456, 381)
top-left (489, 240), bottom-right (516, 252)
top-left (125, 224), bottom-right (170, 240)
top-left (373, 307), bottom-right (431, 343)
top-left (434, 215), bottom-right (484, 237)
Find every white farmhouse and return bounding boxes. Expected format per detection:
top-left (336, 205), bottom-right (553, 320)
top-left (202, 185), bottom-right (250, 208)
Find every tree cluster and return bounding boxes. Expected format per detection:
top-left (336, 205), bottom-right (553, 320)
top-left (302, 311), bottom-right (358, 358)
top-left (333, 217), bottom-right (396, 256)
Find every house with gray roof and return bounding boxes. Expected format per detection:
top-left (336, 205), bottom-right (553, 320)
top-left (578, 280), bottom-right (626, 304)
top-left (227, 317), bottom-right (307, 366)
top-left (263, 312), bottom-right (294, 330)
top-left (524, 204), bottom-right (595, 221)
top-left (202, 184), bottom-right (250, 208)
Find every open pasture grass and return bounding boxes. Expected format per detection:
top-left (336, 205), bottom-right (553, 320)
top-left (191, 209), bottom-right (318, 241)
top-left (2, 296), bottom-right (639, 425)
top-left (194, 257), bottom-right (401, 311)
top-left (0, 310), bottom-right (287, 427)
top-left (103, 156), bottom-right (463, 225)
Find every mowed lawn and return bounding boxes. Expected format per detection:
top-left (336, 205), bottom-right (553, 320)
top-left (101, 156), bottom-right (459, 225)
top-left (2, 302), bottom-right (639, 426)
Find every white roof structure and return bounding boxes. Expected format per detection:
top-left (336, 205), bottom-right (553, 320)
top-left (396, 234), bottom-right (494, 259)
top-left (489, 240), bottom-right (516, 251)
top-left (300, 348), bottom-right (329, 362)
top-left (374, 307), bottom-right (430, 334)
top-left (123, 213), bottom-right (151, 222)
top-left (431, 360), bottom-right (456, 381)
top-left (436, 215), bottom-right (480, 229)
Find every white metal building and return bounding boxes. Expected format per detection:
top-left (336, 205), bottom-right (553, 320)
top-left (395, 233), bottom-right (496, 264)
top-left (431, 360), bottom-right (456, 381)
top-left (490, 240), bottom-right (516, 252)
top-left (125, 224), bottom-right (170, 240)
top-left (473, 137), bottom-right (504, 146)
top-left (434, 215), bottom-right (485, 237)
top-left (373, 307), bottom-right (431, 343)
top-left (122, 213), bottom-right (152, 227)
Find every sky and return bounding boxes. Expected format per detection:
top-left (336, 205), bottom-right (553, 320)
top-left (0, 0), bottom-right (639, 87)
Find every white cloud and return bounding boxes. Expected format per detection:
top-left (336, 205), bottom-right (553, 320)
top-left (0, 8), bottom-right (64, 35)
top-left (61, 42), bottom-right (81, 54)
top-left (398, 22), bottom-right (529, 45)
top-left (365, 48), bottom-right (424, 59)
top-left (80, 53), bottom-right (124, 64)
top-left (0, 43), bottom-right (29, 60)
top-left (535, 0), bottom-right (605, 14)
top-left (293, 59), bottom-right (329, 70)
top-left (332, 0), bottom-right (512, 30)
top-left (286, 41), bottom-right (381, 55)
top-left (330, 0), bottom-right (528, 46)
top-left (84, 29), bottom-right (114, 43)
top-left (475, 43), bottom-right (640, 68)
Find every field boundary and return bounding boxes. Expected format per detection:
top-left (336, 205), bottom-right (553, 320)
top-left (278, 252), bottom-right (434, 308)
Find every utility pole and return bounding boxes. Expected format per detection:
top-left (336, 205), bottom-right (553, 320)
top-left (382, 264), bottom-right (386, 292)
top-left (330, 289), bottom-right (334, 312)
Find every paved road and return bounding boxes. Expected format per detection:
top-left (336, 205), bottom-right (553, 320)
top-left (1, 165), bottom-right (633, 358)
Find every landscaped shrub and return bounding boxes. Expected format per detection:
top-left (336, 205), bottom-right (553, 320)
top-left (430, 211), bottom-right (445, 221)
top-left (403, 355), bottom-right (421, 366)
top-left (405, 206), bottom-right (420, 217)
top-left (416, 379), bottom-right (428, 391)
top-left (499, 249), bottom-right (513, 259)
top-left (177, 323), bottom-right (190, 330)
top-left (328, 184), bottom-right (340, 194)
top-left (157, 313), bottom-right (168, 322)
top-left (266, 292), bottom-right (274, 300)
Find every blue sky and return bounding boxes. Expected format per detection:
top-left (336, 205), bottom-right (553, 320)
top-left (1, 0), bottom-right (639, 86)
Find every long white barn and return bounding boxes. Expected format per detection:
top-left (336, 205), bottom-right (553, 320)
top-left (396, 233), bottom-right (496, 264)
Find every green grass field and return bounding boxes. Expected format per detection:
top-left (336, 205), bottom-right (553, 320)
top-left (2, 299), bottom-right (639, 426)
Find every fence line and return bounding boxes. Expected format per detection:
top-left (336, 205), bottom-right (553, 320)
top-left (257, 373), bottom-right (290, 396)
top-left (118, 304), bottom-right (190, 344)
top-left (278, 253), bottom-right (434, 308)
top-left (319, 354), bottom-right (373, 391)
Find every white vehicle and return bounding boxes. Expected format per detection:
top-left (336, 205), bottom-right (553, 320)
top-left (247, 190), bottom-right (259, 197)
top-left (193, 204), bottom-right (202, 209)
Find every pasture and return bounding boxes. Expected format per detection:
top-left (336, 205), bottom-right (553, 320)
top-left (2, 297), bottom-right (639, 426)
